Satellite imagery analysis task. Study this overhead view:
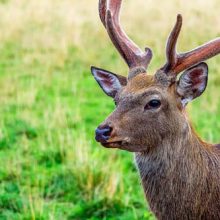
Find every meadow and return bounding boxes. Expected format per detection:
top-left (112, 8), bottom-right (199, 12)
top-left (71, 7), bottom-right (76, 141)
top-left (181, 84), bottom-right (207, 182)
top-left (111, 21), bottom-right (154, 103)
top-left (0, 0), bottom-right (220, 219)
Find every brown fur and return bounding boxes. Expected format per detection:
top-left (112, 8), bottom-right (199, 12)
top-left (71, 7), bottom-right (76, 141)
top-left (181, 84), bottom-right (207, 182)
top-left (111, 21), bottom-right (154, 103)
top-left (94, 2), bottom-right (220, 218)
top-left (98, 73), bottom-right (220, 219)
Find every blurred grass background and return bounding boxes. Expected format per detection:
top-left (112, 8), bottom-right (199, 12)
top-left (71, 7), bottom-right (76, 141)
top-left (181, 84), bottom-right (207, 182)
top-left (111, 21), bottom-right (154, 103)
top-left (0, 0), bottom-right (219, 219)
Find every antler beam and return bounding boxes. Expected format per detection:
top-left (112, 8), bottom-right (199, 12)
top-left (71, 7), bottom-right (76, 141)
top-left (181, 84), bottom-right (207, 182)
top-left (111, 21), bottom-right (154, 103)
top-left (162, 14), bottom-right (220, 76)
top-left (99, 0), bottom-right (152, 77)
top-left (174, 38), bottom-right (220, 73)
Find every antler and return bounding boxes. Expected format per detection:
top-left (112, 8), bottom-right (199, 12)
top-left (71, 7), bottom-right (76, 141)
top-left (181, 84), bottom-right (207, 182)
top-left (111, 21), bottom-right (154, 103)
top-left (99, 0), bottom-right (153, 78)
top-left (162, 14), bottom-right (220, 76)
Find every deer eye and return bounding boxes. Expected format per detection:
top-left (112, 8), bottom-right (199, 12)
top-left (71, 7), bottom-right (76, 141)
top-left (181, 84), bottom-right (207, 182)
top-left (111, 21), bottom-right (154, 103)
top-left (144, 99), bottom-right (161, 110)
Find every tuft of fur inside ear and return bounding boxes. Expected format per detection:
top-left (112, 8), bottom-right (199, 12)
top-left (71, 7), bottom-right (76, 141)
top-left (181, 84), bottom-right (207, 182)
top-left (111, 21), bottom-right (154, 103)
top-left (91, 66), bottom-right (127, 98)
top-left (177, 62), bottom-right (208, 106)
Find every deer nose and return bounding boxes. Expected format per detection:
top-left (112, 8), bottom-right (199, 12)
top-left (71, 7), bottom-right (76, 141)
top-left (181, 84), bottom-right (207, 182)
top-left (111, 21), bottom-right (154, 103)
top-left (95, 125), bottom-right (112, 143)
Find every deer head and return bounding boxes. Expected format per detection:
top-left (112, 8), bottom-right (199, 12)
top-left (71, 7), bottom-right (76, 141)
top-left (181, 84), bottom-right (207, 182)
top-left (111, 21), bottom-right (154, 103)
top-left (91, 0), bottom-right (220, 152)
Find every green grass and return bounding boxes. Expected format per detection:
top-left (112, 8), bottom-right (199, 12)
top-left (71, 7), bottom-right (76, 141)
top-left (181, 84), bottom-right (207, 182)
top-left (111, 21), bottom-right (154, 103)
top-left (0, 0), bottom-right (220, 219)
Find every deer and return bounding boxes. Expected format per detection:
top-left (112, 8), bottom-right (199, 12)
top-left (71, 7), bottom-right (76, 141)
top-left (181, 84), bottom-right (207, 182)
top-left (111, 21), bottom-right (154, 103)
top-left (90, 0), bottom-right (220, 219)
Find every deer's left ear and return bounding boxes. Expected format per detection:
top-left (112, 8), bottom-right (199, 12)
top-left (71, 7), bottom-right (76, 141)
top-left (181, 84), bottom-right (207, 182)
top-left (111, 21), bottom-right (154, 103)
top-left (91, 66), bottom-right (127, 98)
top-left (177, 62), bottom-right (208, 106)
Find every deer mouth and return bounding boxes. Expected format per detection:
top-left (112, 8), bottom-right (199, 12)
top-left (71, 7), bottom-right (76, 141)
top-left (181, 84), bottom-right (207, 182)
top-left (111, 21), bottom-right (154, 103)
top-left (101, 141), bottom-right (126, 148)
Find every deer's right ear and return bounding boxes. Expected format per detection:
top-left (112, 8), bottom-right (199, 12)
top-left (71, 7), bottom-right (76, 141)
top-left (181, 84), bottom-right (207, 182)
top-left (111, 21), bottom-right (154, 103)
top-left (91, 66), bottom-right (127, 98)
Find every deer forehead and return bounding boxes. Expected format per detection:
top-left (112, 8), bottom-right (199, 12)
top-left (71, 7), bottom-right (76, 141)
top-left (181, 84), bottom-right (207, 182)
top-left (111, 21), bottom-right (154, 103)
top-left (121, 73), bottom-right (171, 96)
top-left (125, 74), bottom-right (155, 92)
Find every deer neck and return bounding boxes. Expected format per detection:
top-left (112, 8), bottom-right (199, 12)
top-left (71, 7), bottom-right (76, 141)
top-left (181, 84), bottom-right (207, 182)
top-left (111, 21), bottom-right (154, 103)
top-left (135, 122), bottom-right (211, 217)
top-left (135, 123), bottom-right (207, 173)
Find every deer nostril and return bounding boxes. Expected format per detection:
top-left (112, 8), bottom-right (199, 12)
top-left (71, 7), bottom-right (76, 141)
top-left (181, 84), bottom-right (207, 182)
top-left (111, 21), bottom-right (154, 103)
top-left (95, 125), bottom-right (113, 143)
top-left (103, 126), bottom-right (112, 137)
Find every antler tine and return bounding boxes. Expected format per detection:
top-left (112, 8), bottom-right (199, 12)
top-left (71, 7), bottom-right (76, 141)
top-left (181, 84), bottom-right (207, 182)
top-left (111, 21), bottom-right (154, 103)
top-left (162, 14), bottom-right (182, 72)
top-left (98, 0), bottom-right (153, 78)
top-left (173, 38), bottom-right (220, 74)
top-left (162, 14), bottom-right (220, 77)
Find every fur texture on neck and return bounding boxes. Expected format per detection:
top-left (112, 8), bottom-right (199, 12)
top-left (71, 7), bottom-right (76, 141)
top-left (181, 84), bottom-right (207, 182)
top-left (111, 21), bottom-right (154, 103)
top-left (135, 124), bottom-right (220, 220)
